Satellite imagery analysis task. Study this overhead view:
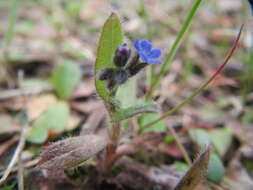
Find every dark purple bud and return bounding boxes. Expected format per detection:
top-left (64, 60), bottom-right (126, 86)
top-left (98, 68), bottom-right (115, 80)
top-left (114, 43), bottom-right (131, 67)
top-left (107, 79), bottom-right (117, 90)
top-left (128, 62), bottom-right (148, 76)
top-left (114, 70), bottom-right (128, 84)
top-left (125, 53), bottom-right (139, 70)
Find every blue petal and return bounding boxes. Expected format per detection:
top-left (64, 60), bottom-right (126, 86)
top-left (134, 39), bottom-right (141, 51)
top-left (148, 59), bottom-right (162, 64)
top-left (140, 40), bottom-right (152, 52)
top-left (148, 48), bottom-right (162, 58)
top-left (139, 53), bottom-right (149, 62)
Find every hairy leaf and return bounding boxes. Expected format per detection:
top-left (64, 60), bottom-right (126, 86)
top-left (174, 147), bottom-right (211, 190)
top-left (94, 13), bottom-right (123, 101)
top-left (38, 135), bottom-right (108, 170)
top-left (112, 103), bottom-right (158, 122)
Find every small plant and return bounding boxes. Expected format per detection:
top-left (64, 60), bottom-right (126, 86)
top-left (37, 11), bottom-right (243, 189)
top-left (39, 13), bottom-right (163, 174)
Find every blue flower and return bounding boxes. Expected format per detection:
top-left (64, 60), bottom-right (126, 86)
top-left (134, 39), bottom-right (162, 64)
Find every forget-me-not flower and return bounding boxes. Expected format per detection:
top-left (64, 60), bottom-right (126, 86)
top-left (134, 39), bottom-right (162, 64)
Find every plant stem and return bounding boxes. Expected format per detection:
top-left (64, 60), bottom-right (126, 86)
top-left (102, 100), bottom-right (121, 174)
top-left (165, 119), bottom-right (192, 165)
top-left (141, 25), bottom-right (243, 132)
top-left (148, 0), bottom-right (203, 99)
top-left (242, 19), bottom-right (253, 105)
top-left (103, 121), bottom-right (120, 175)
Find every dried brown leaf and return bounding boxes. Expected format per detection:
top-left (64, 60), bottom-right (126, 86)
top-left (174, 147), bottom-right (211, 190)
top-left (38, 135), bottom-right (108, 170)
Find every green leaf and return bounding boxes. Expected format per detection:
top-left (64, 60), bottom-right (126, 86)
top-left (27, 125), bottom-right (48, 144)
top-left (206, 152), bottom-right (225, 183)
top-left (243, 109), bottom-right (253, 124)
top-left (27, 101), bottom-right (70, 143)
top-left (173, 161), bottom-right (189, 172)
top-left (209, 128), bottom-right (232, 156)
top-left (50, 61), bottom-right (81, 99)
top-left (112, 103), bottom-right (158, 122)
top-left (188, 129), bottom-right (225, 183)
top-left (140, 113), bottom-right (166, 133)
top-left (0, 182), bottom-right (16, 190)
top-left (94, 13), bottom-right (123, 101)
top-left (188, 128), bottom-right (211, 148)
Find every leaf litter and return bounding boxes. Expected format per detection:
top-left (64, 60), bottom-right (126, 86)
top-left (0, 0), bottom-right (253, 189)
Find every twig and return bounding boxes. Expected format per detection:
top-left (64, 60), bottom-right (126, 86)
top-left (17, 70), bottom-right (26, 190)
top-left (0, 86), bottom-right (52, 100)
top-left (0, 127), bottom-right (27, 185)
top-left (0, 159), bottom-right (39, 176)
top-left (0, 136), bottom-right (18, 156)
top-left (18, 161), bottom-right (24, 190)
top-left (207, 181), bottom-right (226, 190)
top-left (164, 119), bottom-right (192, 165)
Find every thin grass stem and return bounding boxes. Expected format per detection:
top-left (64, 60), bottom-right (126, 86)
top-left (148, 0), bottom-right (203, 99)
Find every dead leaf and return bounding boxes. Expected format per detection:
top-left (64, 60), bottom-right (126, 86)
top-left (38, 135), bottom-right (108, 170)
top-left (27, 94), bottom-right (57, 121)
top-left (174, 147), bottom-right (211, 190)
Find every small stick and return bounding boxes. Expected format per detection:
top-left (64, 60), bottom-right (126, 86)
top-left (0, 86), bottom-right (52, 100)
top-left (18, 161), bottom-right (24, 190)
top-left (0, 159), bottom-right (39, 176)
top-left (165, 119), bottom-right (192, 165)
top-left (0, 127), bottom-right (27, 185)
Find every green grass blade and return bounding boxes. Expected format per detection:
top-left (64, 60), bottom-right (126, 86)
top-left (150, 0), bottom-right (203, 92)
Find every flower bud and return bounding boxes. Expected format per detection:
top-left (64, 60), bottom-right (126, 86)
top-left (98, 68), bottom-right (115, 80)
top-left (114, 70), bottom-right (128, 84)
top-left (128, 62), bottom-right (148, 76)
top-left (114, 44), bottom-right (131, 67)
top-left (107, 78), bottom-right (117, 90)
